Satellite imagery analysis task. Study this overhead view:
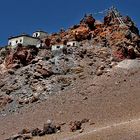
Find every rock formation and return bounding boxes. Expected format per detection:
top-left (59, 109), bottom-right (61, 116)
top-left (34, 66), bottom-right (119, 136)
top-left (0, 8), bottom-right (140, 132)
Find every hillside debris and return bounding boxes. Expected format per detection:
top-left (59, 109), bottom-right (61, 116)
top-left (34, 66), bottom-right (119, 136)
top-left (80, 14), bottom-right (95, 30)
top-left (0, 6), bottom-right (140, 116)
top-left (5, 44), bottom-right (38, 69)
top-left (6, 120), bottom-right (61, 139)
top-left (70, 121), bottom-right (82, 132)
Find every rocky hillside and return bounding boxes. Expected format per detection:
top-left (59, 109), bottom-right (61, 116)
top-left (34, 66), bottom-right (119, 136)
top-left (0, 8), bottom-right (140, 140)
top-left (0, 8), bottom-right (140, 115)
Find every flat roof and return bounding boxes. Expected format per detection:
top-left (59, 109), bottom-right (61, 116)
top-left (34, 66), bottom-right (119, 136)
top-left (8, 34), bottom-right (39, 40)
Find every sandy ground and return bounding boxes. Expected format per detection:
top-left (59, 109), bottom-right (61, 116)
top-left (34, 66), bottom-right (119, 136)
top-left (1, 67), bottom-right (140, 139)
top-left (33, 118), bottom-right (140, 140)
top-left (65, 118), bottom-right (140, 140)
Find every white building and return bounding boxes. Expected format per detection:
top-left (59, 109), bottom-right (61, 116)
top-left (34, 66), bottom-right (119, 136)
top-left (51, 44), bottom-right (65, 51)
top-left (36, 40), bottom-right (47, 48)
top-left (32, 31), bottom-right (48, 39)
top-left (8, 34), bottom-right (39, 47)
top-left (51, 44), bottom-right (66, 56)
top-left (67, 41), bottom-right (79, 47)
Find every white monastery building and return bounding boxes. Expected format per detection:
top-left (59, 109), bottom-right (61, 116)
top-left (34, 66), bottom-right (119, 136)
top-left (32, 31), bottom-right (48, 39)
top-left (67, 41), bottom-right (79, 47)
top-left (51, 43), bottom-right (66, 56)
top-left (8, 34), bottom-right (39, 47)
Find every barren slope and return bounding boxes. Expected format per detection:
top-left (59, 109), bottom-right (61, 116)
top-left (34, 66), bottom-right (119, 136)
top-left (1, 66), bottom-right (140, 139)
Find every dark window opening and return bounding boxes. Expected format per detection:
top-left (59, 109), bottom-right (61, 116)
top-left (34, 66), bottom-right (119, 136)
top-left (57, 46), bottom-right (60, 49)
top-left (36, 33), bottom-right (39, 37)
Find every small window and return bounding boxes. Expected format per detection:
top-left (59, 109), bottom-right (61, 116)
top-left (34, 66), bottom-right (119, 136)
top-left (57, 46), bottom-right (60, 49)
top-left (36, 33), bottom-right (39, 37)
top-left (9, 42), bottom-right (12, 46)
top-left (73, 43), bottom-right (75, 46)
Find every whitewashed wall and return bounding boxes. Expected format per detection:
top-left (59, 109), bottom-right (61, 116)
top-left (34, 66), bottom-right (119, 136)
top-left (8, 36), bottom-right (38, 47)
top-left (67, 41), bottom-right (79, 47)
top-left (51, 44), bottom-right (65, 56)
top-left (8, 37), bottom-right (24, 47)
top-left (51, 44), bottom-right (65, 51)
top-left (23, 36), bottom-right (38, 46)
top-left (33, 32), bottom-right (48, 39)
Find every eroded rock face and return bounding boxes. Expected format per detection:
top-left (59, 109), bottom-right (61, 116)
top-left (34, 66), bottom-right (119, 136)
top-left (44, 38), bottom-right (51, 48)
top-left (0, 47), bottom-right (9, 61)
top-left (81, 14), bottom-right (95, 30)
top-left (0, 95), bottom-right (13, 109)
top-left (104, 8), bottom-right (122, 26)
top-left (5, 45), bottom-right (38, 69)
top-left (74, 26), bottom-right (91, 41)
top-left (104, 14), bottom-right (112, 26)
top-left (35, 62), bottom-right (53, 78)
top-left (124, 16), bottom-right (139, 35)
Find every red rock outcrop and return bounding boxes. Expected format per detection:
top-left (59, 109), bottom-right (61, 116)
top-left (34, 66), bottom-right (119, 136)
top-left (5, 44), bottom-right (38, 69)
top-left (81, 14), bottom-right (95, 30)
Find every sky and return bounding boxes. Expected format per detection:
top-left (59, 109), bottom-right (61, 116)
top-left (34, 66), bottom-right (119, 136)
top-left (0, 0), bottom-right (140, 46)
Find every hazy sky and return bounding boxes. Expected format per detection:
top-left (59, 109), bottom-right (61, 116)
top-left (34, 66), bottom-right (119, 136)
top-left (0, 0), bottom-right (140, 46)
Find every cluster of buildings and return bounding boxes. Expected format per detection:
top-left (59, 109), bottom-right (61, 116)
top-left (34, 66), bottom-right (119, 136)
top-left (8, 31), bottom-right (80, 53)
top-left (8, 31), bottom-right (48, 47)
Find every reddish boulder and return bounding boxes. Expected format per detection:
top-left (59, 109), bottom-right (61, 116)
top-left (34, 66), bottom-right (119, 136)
top-left (44, 38), bottom-right (51, 49)
top-left (84, 14), bottom-right (95, 30)
top-left (31, 128), bottom-right (42, 136)
top-left (35, 63), bottom-right (53, 78)
top-left (112, 46), bottom-right (128, 61)
top-left (5, 45), bottom-right (38, 69)
top-left (0, 95), bottom-right (13, 108)
top-left (127, 47), bottom-right (136, 59)
top-left (104, 15), bottom-right (112, 26)
top-left (70, 121), bottom-right (82, 132)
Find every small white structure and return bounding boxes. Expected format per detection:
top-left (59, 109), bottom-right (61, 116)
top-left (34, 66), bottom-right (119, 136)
top-left (51, 44), bottom-right (65, 51)
top-left (8, 34), bottom-right (39, 47)
top-left (67, 41), bottom-right (79, 47)
top-left (33, 31), bottom-right (48, 39)
top-left (51, 44), bottom-right (66, 56)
